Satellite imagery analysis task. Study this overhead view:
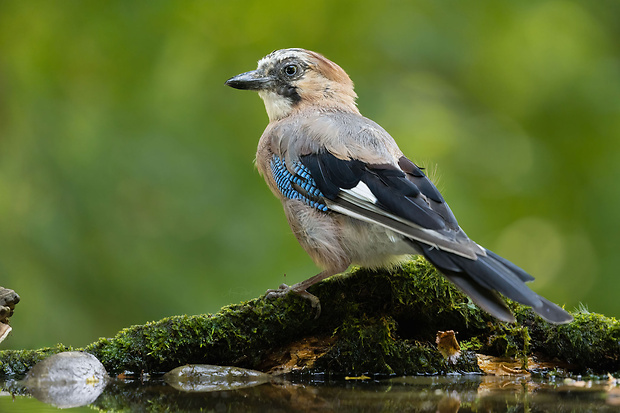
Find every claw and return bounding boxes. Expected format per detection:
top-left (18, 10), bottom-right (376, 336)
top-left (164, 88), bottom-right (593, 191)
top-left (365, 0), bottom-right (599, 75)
top-left (263, 267), bottom-right (345, 320)
top-left (296, 290), bottom-right (322, 319)
top-left (264, 284), bottom-right (322, 319)
top-left (265, 283), bottom-right (290, 299)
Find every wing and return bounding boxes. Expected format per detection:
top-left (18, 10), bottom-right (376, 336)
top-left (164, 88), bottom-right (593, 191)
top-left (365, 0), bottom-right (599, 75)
top-left (300, 151), bottom-right (484, 260)
top-left (291, 151), bottom-right (572, 324)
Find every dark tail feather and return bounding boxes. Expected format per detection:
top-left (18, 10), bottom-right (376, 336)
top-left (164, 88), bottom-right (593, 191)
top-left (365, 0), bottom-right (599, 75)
top-left (533, 296), bottom-right (574, 324)
top-left (452, 252), bottom-right (541, 307)
top-left (444, 270), bottom-right (516, 323)
top-left (411, 241), bottom-right (573, 324)
top-left (485, 249), bottom-right (535, 282)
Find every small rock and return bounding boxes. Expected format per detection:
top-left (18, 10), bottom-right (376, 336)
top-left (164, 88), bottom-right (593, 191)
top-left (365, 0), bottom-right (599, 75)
top-left (23, 351), bottom-right (108, 408)
top-left (164, 364), bottom-right (271, 392)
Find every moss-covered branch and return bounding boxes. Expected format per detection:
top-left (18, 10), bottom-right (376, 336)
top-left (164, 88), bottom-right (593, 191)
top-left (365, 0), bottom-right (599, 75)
top-left (1, 257), bottom-right (618, 378)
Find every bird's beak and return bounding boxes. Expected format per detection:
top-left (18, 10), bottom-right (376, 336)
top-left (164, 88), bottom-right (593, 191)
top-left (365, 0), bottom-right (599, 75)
top-left (225, 70), bottom-right (272, 91)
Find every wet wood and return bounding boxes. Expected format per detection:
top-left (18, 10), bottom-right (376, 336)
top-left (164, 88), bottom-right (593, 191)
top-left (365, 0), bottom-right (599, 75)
top-left (0, 286), bottom-right (19, 343)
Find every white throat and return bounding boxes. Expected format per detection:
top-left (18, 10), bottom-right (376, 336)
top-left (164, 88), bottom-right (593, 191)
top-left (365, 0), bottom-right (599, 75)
top-left (258, 90), bottom-right (294, 121)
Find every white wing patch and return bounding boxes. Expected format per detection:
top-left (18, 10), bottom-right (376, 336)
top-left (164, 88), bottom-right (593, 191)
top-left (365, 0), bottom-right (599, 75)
top-left (341, 182), bottom-right (377, 204)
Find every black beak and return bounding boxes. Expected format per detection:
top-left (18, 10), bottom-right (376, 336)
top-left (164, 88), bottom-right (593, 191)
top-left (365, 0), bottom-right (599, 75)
top-left (225, 70), bottom-right (271, 91)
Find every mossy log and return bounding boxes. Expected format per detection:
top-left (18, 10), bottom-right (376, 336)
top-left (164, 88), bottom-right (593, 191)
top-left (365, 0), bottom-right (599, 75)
top-left (1, 257), bottom-right (618, 378)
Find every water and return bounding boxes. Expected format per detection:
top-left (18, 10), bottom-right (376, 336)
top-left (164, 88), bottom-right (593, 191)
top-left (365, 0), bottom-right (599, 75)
top-left (1, 374), bottom-right (618, 412)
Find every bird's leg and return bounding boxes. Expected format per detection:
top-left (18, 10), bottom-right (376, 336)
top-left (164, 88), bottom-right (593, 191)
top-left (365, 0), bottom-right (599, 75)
top-left (265, 267), bottom-right (345, 318)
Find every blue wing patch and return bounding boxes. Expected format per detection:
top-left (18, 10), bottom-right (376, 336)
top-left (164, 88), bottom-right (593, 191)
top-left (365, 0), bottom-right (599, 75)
top-left (270, 155), bottom-right (329, 212)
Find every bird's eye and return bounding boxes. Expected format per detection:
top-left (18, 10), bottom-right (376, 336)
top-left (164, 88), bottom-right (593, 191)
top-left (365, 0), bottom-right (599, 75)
top-left (284, 64), bottom-right (298, 77)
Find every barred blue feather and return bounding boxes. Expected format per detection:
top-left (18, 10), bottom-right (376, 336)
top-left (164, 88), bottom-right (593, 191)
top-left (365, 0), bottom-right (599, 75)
top-left (270, 155), bottom-right (329, 212)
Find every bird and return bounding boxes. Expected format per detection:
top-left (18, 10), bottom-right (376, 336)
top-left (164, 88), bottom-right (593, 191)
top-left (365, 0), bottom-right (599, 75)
top-left (225, 48), bottom-right (573, 324)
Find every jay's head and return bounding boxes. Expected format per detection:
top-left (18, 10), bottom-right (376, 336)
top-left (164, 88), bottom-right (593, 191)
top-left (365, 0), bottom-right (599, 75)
top-left (226, 48), bottom-right (358, 121)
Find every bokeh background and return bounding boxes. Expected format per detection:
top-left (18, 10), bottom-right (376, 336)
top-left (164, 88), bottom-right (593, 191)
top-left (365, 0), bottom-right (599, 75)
top-left (0, 0), bottom-right (618, 350)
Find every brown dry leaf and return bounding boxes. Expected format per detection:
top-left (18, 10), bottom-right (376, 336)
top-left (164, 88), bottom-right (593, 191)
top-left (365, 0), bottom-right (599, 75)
top-left (262, 336), bottom-right (336, 374)
top-left (436, 330), bottom-right (461, 363)
top-left (0, 323), bottom-right (11, 344)
top-left (477, 354), bottom-right (565, 376)
top-left (477, 355), bottom-right (530, 376)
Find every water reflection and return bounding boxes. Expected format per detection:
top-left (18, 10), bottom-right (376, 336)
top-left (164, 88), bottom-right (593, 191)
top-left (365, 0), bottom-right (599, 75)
top-left (2, 374), bottom-right (619, 412)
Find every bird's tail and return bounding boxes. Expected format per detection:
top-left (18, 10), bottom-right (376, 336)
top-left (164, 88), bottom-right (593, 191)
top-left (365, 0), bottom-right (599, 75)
top-left (410, 241), bottom-right (573, 324)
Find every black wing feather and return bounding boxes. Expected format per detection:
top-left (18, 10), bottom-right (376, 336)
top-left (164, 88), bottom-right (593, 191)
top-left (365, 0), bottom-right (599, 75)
top-left (303, 152), bottom-right (448, 230)
top-left (398, 157), bottom-right (445, 203)
top-left (362, 171), bottom-right (446, 230)
top-left (302, 153), bottom-right (362, 197)
top-left (398, 156), bottom-right (458, 227)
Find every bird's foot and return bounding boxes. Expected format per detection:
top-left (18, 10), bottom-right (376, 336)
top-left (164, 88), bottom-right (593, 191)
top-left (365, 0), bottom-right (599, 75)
top-left (265, 283), bottom-right (322, 319)
top-left (265, 283), bottom-right (291, 299)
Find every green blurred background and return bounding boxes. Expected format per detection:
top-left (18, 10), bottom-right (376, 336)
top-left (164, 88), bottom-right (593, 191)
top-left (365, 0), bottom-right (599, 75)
top-left (0, 0), bottom-right (618, 350)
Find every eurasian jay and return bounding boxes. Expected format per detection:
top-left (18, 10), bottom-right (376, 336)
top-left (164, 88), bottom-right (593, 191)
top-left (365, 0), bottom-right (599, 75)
top-left (226, 48), bottom-right (572, 324)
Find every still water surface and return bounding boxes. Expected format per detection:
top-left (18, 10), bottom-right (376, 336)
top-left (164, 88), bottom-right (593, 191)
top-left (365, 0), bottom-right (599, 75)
top-left (1, 374), bottom-right (619, 412)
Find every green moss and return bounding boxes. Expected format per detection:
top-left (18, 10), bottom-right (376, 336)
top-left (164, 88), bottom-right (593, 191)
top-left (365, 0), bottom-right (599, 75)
top-left (0, 344), bottom-right (72, 377)
top-left (525, 309), bottom-right (620, 372)
top-left (0, 257), bottom-right (618, 378)
top-left (314, 314), bottom-right (481, 375)
top-left (85, 295), bottom-right (319, 375)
